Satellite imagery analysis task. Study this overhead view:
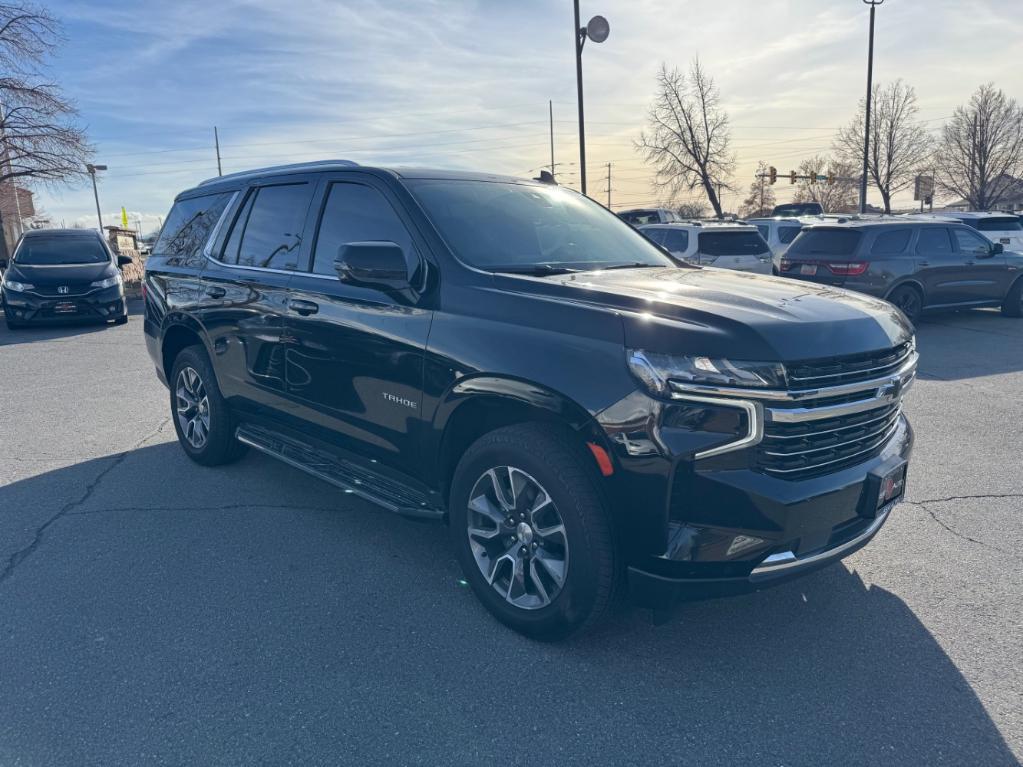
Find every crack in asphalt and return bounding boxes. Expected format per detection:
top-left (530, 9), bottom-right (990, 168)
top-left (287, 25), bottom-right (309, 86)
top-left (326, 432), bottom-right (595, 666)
top-left (904, 495), bottom-right (1023, 560)
top-left (0, 417), bottom-right (171, 587)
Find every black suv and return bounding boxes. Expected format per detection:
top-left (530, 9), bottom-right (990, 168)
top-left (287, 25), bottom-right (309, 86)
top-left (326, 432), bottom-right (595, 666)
top-left (778, 220), bottom-right (1023, 322)
top-left (145, 161), bottom-right (915, 638)
top-left (1, 229), bottom-right (132, 328)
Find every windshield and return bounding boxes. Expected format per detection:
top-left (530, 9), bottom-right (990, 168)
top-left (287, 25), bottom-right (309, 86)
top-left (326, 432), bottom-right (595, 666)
top-left (787, 228), bottom-right (863, 257)
top-left (15, 236), bottom-right (109, 265)
top-left (698, 230), bottom-right (769, 256)
top-left (773, 203), bottom-right (823, 216)
top-left (972, 217), bottom-right (1023, 232)
top-left (408, 181), bottom-right (674, 272)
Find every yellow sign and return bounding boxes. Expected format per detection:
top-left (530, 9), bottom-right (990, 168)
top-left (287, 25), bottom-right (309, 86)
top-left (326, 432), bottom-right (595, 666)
top-left (121, 207), bottom-right (129, 230)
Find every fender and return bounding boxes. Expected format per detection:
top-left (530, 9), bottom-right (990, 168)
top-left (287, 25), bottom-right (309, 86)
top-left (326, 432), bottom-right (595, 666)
top-left (427, 374), bottom-right (609, 482)
top-left (157, 312), bottom-right (213, 380)
top-left (884, 278), bottom-right (926, 303)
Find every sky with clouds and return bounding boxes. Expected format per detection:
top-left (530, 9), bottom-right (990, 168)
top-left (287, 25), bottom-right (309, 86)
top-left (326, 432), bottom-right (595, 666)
top-left (32, 0), bottom-right (1023, 232)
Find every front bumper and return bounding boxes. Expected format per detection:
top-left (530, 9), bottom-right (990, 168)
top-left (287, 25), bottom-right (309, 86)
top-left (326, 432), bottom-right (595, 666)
top-left (624, 416), bottom-right (913, 608)
top-left (2, 286), bottom-right (126, 324)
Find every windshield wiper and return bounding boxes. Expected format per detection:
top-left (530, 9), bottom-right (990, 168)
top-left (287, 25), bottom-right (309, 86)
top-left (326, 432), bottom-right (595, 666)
top-left (593, 262), bottom-right (667, 271)
top-left (492, 264), bottom-right (581, 276)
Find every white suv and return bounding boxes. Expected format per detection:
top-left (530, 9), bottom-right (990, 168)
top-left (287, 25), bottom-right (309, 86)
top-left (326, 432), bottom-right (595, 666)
top-left (639, 221), bottom-right (773, 274)
top-left (906, 211), bottom-right (1023, 252)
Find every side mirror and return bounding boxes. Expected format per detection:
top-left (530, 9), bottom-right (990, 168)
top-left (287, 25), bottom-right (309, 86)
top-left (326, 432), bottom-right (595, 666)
top-left (335, 241), bottom-right (412, 291)
top-left (0, 258), bottom-right (7, 269)
top-left (117, 255), bottom-right (133, 267)
top-left (992, 243), bottom-right (1004, 255)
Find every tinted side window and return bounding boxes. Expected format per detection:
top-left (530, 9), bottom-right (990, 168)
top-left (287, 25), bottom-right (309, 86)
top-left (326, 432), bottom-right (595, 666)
top-left (219, 191), bottom-right (255, 265)
top-left (871, 229), bottom-right (912, 255)
top-left (916, 227), bottom-right (953, 254)
top-left (953, 227), bottom-right (991, 254)
top-left (643, 228), bottom-right (667, 245)
top-left (235, 183), bottom-right (313, 270)
top-left (778, 226), bottom-right (801, 244)
top-left (662, 229), bottom-right (689, 253)
top-left (153, 192), bottom-right (232, 263)
top-left (312, 182), bottom-right (415, 276)
top-left (755, 224), bottom-right (769, 240)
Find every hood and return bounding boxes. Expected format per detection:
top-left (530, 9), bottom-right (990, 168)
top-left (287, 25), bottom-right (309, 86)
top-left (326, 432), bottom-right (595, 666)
top-left (8, 261), bottom-right (115, 285)
top-left (499, 266), bottom-right (913, 362)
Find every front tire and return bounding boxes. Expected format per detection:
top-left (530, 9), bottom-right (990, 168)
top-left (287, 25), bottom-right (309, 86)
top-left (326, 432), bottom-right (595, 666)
top-left (1001, 278), bottom-right (1023, 318)
top-left (449, 424), bottom-right (621, 640)
top-left (169, 345), bottom-right (247, 466)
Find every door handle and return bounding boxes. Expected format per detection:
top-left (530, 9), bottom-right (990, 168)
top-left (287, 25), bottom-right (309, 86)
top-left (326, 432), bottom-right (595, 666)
top-left (288, 298), bottom-right (319, 316)
top-left (206, 286), bottom-right (226, 298)
top-left (917, 261), bottom-right (930, 267)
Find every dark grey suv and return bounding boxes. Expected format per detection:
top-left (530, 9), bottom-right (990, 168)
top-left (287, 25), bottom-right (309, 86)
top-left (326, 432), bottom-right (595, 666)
top-left (779, 220), bottom-right (1023, 322)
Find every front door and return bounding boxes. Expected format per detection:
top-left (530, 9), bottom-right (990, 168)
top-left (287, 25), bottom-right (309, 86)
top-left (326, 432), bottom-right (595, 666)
top-left (950, 226), bottom-right (1009, 302)
top-left (284, 175), bottom-right (434, 474)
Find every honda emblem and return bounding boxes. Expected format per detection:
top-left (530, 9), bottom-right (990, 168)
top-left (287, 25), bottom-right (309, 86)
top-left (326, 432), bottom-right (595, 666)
top-left (57, 285), bottom-right (69, 294)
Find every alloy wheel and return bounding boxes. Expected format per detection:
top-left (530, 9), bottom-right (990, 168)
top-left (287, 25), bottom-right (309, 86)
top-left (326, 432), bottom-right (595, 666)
top-left (466, 466), bottom-right (569, 610)
top-left (175, 366), bottom-right (211, 449)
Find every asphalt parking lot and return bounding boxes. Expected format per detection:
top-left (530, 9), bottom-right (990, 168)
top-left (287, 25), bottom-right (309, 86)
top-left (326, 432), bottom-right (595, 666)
top-left (0, 302), bottom-right (1020, 766)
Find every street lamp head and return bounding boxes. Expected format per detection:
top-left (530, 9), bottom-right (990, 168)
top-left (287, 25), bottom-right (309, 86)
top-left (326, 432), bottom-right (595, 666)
top-left (86, 163), bottom-right (107, 173)
top-left (862, 0), bottom-right (884, 5)
top-left (585, 15), bottom-right (610, 43)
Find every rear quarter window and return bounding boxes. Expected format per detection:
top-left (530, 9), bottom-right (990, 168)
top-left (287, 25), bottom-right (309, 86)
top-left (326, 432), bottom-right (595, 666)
top-left (154, 192), bottom-right (233, 266)
top-left (788, 229), bottom-right (862, 257)
top-left (870, 229), bottom-right (912, 255)
top-left (778, 226), bottom-right (801, 244)
top-left (698, 231), bottom-right (769, 256)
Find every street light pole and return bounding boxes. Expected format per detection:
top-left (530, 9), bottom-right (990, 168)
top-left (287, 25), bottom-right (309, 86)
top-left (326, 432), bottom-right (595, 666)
top-left (573, 2), bottom-right (609, 197)
top-left (859, 0), bottom-right (883, 214)
top-left (86, 163), bottom-right (107, 232)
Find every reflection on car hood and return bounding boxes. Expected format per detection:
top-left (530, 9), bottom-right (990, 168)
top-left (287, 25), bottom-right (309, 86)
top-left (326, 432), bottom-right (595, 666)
top-left (8, 262), bottom-right (114, 284)
top-left (505, 266), bottom-right (914, 361)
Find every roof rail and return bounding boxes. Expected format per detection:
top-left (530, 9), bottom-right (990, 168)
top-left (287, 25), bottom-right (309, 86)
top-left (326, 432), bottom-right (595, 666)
top-left (198, 159), bottom-right (359, 186)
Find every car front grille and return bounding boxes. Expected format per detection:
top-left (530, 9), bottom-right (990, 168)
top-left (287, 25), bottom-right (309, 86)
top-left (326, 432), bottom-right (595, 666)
top-left (668, 342), bottom-right (917, 480)
top-left (31, 283), bottom-right (95, 297)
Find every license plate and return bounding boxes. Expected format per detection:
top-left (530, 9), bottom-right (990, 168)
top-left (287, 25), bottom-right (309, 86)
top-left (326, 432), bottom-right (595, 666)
top-left (1000, 238), bottom-right (1010, 244)
top-left (53, 302), bottom-right (77, 313)
top-left (799, 264), bottom-right (818, 276)
top-left (878, 463), bottom-right (907, 508)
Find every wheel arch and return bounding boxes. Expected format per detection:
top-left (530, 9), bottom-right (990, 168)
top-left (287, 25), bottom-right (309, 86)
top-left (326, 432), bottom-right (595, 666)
top-left (884, 278), bottom-right (926, 304)
top-left (430, 376), bottom-right (612, 503)
top-left (160, 315), bottom-right (210, 381)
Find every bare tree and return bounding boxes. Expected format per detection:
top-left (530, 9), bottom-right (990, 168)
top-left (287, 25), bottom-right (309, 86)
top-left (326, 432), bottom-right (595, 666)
top-left (835, 80), bottom-right (932, 213)
top-left (0, 3), bottom-right (92, 187)
top-left (738, 161), bottom-right (776, 218)
top-left (934, 84), bottom-right (1023, 210)
top-left (792, 155), bottom-right (859, 213)
top-left (636, 60), bottom-right (734, 218)
top-left (675, 202), bottom-right (707, 219)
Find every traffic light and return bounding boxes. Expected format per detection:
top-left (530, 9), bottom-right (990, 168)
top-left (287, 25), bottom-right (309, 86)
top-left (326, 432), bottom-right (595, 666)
top-left (808, 170), bottom-right (817, 185)
top-left (768, 166), bottom-right (777, 185)
top-left (789, 170), bottom-right (797, 185)
top-left (827, 172), bottom-right (836, 185)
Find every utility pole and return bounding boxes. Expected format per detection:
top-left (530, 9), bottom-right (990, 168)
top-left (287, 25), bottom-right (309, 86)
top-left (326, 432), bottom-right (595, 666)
top-left (549, 101), bottom-right (555, 179)
top-left (860, 0), bottom-right (884, 214)
top-left (606, 162), bottom-right (612, 208)
top-left (214, 126), bottom-right (223, 177)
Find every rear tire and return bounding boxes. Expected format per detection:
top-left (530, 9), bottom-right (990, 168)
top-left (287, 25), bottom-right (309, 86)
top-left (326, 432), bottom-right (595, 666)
top-left (168, 345), bottom-right (247, 466)
top-left (887, 284), bottom-right (923, 323)
top-left (449, 423), bottom-right (621, 640)
top-left (1001, 278), bottom-right (1023, 318)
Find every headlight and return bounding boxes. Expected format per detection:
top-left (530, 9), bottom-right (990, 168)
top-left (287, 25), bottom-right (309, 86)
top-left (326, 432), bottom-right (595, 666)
top-left (91, 274), bottom-right (123, 289)
top-left (3, 279), bottom-right (33, 292)
top-left (628, 349), bottom-right (786, 395)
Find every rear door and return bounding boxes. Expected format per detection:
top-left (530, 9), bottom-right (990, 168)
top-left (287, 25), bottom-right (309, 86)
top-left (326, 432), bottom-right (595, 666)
top-left (199, 175), bottom-right (316, 414)
top-left (914, 226), bottom-right (970, 306)
top-left (950, 226), bottom-right (1009, 301)
top-left (283, 174), bottom-right (434, 472)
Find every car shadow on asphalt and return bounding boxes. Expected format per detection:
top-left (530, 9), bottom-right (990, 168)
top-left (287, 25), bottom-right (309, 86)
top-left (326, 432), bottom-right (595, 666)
top-left (0, 443), bottom-right (1016, 765)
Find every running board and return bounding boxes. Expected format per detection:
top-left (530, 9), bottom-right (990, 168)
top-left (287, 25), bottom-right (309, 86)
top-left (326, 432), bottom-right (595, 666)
top-left (236, 424), bottom-right (445, 521)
